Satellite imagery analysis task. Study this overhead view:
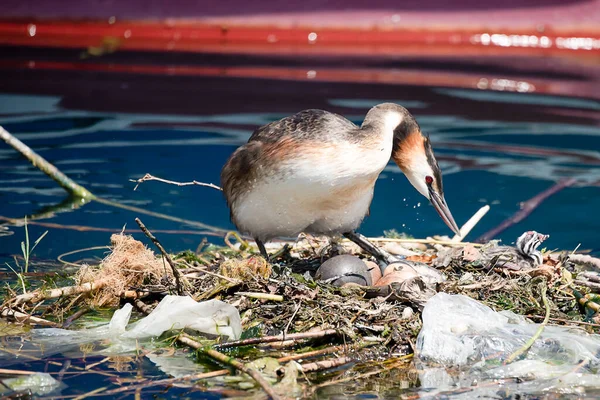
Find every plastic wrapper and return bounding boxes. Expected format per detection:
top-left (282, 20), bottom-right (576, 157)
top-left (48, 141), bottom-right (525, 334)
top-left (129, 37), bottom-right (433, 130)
top-left (416, 293), bottom-right (600, 397)
top-left (0, 296), bottom-right (241, 366)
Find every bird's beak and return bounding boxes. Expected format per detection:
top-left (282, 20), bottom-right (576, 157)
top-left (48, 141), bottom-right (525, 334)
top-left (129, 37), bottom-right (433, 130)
top-left (428, 187), bottom-right (460, 235)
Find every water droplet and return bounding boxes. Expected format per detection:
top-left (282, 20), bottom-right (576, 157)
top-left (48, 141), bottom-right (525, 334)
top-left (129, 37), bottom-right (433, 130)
top-left (308, 32), bottom-right (318, 43)
top-left (27, 24), bottom-right (36, 37)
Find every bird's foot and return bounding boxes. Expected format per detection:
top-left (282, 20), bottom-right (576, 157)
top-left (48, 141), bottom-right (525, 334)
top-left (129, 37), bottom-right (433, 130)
top-left (343, 231), bottom-right (408, 274)
top-left (255, 238), bottom-right (271, 263)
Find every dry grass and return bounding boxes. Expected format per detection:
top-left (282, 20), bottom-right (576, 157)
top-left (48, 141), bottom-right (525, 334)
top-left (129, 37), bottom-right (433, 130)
top-left (76, 234), bottom-right (171, 306)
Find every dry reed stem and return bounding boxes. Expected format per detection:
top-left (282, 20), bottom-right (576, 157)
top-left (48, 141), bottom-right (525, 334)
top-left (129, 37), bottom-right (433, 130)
top-left (451, 205), bottom-right (490, 242)
top-left (366, 237), bottom-right (483, 247)
top-left (236, 292), bottom-right (284, 301)
top-left (217, 329), bottom-right (338, 349)
top-left (178, 333), bottom-right (282, 400)
top-left (0, 307), bottom-right (59, 327)
top-left (570, 254), bottom-right (600, 270)
top-left (0, 368), bottom-right (38, 375)
top-left (135, 217), bottom-right (184, 295)
top-left (12, 280), bottom-right (108, 305)
top-left (575, 280), bottom-right (600, 292)
top-left (300, 356), bottom-right (354, 372)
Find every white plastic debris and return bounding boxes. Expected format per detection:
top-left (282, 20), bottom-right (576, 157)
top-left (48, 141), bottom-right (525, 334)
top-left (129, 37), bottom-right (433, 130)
top-left (0, 296), bottom-right (241, 365)
top-left (2, 373), bottom-right (63, 396)
top-left (416, 293), bottom-right (600, 397)
top-left (125, 296), bottom-right (242, 340)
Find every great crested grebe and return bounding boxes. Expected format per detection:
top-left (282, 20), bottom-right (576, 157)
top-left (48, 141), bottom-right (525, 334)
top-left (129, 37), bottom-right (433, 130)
top-left (221, 103), bottom-right (460, 263)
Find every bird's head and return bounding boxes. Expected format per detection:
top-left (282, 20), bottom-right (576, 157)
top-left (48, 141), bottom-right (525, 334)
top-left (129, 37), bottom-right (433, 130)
top-left (366, 103), bottom-right (460, 235)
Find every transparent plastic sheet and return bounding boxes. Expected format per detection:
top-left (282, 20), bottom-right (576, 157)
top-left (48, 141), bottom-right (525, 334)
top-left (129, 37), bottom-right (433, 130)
top-left (416, 293), bottom-right (600, 398)
top-left (0, 296), bottom-right (241, 366)
top-left (0, 373), bottom-right (64, 396)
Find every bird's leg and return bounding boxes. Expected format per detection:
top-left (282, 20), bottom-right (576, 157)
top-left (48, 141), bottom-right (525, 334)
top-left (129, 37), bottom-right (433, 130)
top-left (255, 238), bottom-right (270, 262)
top-left (343, 231), bottom-right (403, 271)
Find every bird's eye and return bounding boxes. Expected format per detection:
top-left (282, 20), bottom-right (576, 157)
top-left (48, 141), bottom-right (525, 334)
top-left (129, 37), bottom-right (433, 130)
top-left (425, 176), bottom-right (433, 185)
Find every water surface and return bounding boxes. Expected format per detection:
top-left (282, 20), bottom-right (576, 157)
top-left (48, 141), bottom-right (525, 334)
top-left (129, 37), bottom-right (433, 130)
top-left (0, 48), bottom-right (599, 398)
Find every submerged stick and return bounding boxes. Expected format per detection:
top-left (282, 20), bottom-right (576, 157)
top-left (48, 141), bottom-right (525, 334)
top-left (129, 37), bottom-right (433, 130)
top-left (178, 334), bottom-right (282, 400)
top-left (62, 306), bottom-right (93, 328)
top-left (135, 218), bottom-right (185, 296)
top-left (477, 178), bottom-right (576, 243)
top-left (217, 329), bottom-right (338, 349)
top-left (0, 125), bottom-right (94, 199)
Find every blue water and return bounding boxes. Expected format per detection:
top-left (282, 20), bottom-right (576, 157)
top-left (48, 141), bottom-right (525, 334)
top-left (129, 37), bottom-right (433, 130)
top-left (1, 52), bottom-right (600, 398)
top-left (1, 88), bottom-right (599, 267)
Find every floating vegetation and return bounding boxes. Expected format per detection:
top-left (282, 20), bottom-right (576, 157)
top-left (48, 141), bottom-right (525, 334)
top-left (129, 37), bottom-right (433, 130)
top-left (1, 225), bottom-right (599, 398)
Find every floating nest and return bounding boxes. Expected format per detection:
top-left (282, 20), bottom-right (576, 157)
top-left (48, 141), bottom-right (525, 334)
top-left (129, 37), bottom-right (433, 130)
top-left (1, 230), bottom-right (599, 398)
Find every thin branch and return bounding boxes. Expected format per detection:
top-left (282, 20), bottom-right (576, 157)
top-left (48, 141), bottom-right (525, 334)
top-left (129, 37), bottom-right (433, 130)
top-left (477, 178), bottom-right (576, 243)
top-left (178, 333), bottom-right (281, 400)
top-left (217, 329), bottom-right (338, 349)
top-left (135, 217), bottom-right (185, 295)
top-left (365, 237), bottom-right (484, 247)
top-left (131, 173), bottom-right (222, 191)
top-left (95, 344), bottom-right (356, 397)
top-left (0, 127), bottom-right (227, 236)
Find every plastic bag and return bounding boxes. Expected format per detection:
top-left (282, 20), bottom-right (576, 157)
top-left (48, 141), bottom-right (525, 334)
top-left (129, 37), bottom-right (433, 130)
top-left (0, 296), bottom-right (241, 366)
top-left (416, 292), bottom-right (600, 397)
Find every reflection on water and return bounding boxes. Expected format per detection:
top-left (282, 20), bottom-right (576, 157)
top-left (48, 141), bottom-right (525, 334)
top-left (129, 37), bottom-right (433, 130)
top-left (1, 73), bottom-right (600, 269)
top-left (1, 85), bottom-right (600, 267)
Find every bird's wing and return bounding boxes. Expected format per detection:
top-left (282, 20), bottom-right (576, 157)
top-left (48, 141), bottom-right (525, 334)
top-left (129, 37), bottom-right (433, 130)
top-left (248, 109), bottom-right (357, 144)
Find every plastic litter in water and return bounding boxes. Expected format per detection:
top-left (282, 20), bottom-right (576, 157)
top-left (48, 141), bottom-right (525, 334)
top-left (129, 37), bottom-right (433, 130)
top-left (2, 373), bottom-right (63, 396)
top-left (416, 293), bottom-right (600, 397)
